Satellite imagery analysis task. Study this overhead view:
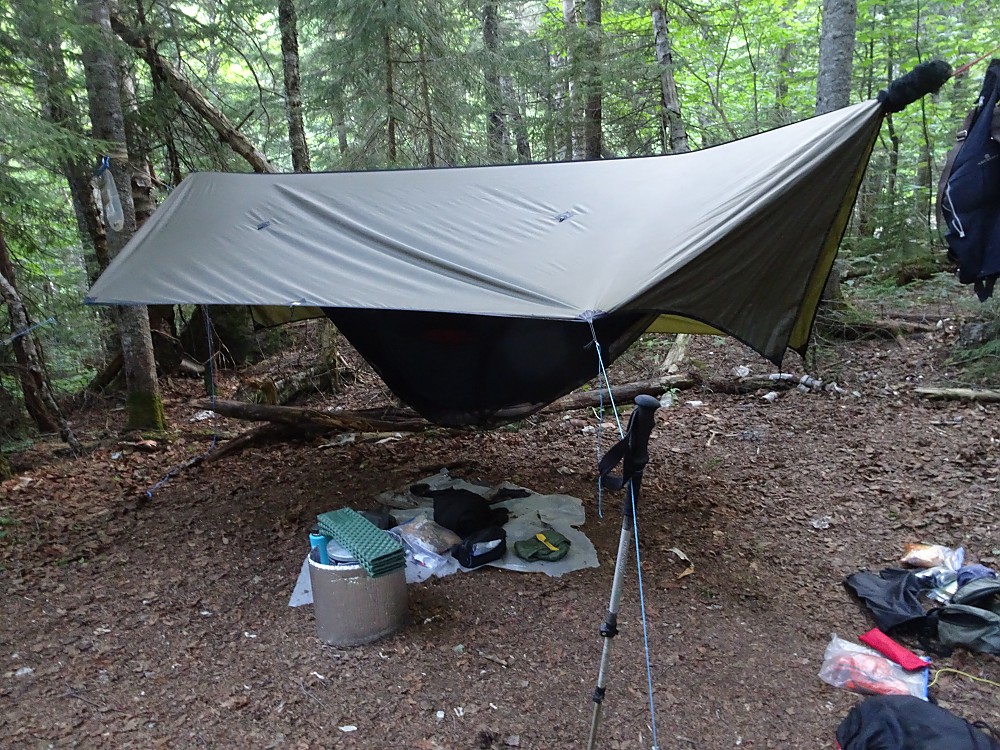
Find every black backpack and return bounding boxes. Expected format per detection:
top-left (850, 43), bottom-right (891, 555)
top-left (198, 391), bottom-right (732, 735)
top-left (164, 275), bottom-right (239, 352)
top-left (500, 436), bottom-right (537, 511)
top-left (837, 695), bottom-right (1000, 750)
top-left (937, 59), bottom-right (1000, 301)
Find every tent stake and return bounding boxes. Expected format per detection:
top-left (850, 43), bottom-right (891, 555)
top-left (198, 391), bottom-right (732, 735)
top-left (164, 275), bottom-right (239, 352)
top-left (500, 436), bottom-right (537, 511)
top-left (586, 395), bottom-right (659, 750)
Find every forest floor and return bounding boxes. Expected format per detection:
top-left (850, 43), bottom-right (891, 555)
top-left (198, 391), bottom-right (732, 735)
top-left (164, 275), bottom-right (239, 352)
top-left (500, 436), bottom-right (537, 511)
top-left (2, 274), bottom-right (1000, 750)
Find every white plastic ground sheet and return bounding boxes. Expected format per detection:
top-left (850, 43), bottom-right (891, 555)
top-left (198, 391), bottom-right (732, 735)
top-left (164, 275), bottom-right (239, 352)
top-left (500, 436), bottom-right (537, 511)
top-left (288, 471), bottom-right (599, 606)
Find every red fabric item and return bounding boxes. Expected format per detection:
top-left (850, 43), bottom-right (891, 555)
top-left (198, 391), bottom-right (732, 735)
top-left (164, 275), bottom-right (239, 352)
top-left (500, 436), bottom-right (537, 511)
top-left (859, 628), bottom-right (929, 671)
top-left (826, 653), bottom-right (914, 696)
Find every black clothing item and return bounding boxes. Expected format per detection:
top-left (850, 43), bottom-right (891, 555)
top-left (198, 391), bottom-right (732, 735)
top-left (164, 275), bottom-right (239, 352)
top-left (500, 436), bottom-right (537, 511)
top-left (836, 695), bottom-right (1000, 750)
top-left (844, 569), bottom-right (932, 632)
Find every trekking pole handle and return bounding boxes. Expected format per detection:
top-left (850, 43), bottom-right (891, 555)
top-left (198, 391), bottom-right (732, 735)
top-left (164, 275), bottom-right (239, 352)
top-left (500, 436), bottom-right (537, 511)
top-left (626, 394), bottom-right (660, 467)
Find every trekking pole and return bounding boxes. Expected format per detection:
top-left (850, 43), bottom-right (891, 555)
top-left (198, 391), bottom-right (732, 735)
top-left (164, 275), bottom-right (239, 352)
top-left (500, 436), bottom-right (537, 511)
top-left (587, 394), bottom-right (660, 750)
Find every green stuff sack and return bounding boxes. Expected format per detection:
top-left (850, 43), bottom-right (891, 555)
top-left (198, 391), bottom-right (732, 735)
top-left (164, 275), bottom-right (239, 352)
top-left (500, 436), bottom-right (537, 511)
top-left (936, 578), bottom-right (1000, 655)
top-left (514, 530), bottom-right (571, 562)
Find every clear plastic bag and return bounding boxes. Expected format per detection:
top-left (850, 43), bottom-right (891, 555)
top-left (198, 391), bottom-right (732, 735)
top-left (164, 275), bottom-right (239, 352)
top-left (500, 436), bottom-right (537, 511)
top-left (392, 515), bottom-right (461, 554)
top-left (388, 516), bottom-right (463, 582)
top-left (97, 166), bottom-right (125, 231)
top-left (900, 543), bottom-right (963, 570)
top-left (818, 635), bottom-right (927, 699)
top-left (904, 544), bottom-right (965, 602)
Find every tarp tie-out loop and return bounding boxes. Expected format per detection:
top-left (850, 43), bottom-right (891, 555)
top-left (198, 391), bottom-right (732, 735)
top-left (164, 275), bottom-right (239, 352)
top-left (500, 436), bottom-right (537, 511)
top-left (587, 318), bottom-right (624, 518)
top-left (145, 305), bottom-right (219, 498)
top-left (953, 45), bottom-right (1000, 78)
top-left (2, 317), bottom-right (55, 346)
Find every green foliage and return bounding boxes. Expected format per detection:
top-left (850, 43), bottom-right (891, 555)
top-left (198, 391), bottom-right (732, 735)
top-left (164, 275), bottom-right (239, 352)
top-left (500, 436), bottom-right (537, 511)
top-left (948, 335), bottom-right (1000, 383)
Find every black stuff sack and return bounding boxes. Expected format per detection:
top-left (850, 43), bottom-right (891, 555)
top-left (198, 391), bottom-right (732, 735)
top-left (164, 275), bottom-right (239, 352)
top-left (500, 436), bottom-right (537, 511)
top-left (836, 694), bottom-right (1000, 750)
top-left (426, 488), bottom-right (509, 538)
top-left (452, 527), bottom-right (507, 569)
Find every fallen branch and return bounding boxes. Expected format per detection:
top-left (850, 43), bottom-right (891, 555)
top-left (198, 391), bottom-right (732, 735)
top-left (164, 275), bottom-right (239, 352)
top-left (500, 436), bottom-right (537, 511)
top-left (914, 387), bottom-right (1000, 403)
top-left (111, 14), bottom-right (276, 174)
top-left (201, 423), bottom-right (294, 464)
top-left (660, 333), bottom-right (690, 373)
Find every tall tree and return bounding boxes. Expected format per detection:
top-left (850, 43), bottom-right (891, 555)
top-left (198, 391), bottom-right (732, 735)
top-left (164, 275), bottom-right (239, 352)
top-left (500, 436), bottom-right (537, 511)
top-left (582, 0), bottom-right (603, 159)
top-left (278, 0), bottom-right (311, 172)
top-left (79, 0), bottom-right (166, 431)
top-left (651, 0), bottom-right (688, 154)
top-left (18, 6), bottom-right (109, 281)
top-left (815, 0), bottom-right (857, 304)
top-left (561, 0), bottom-right (582, 159)
top-left (483, 0), bottom-right (508, 162)
top-left (0, 222), bottom-right (81, 453)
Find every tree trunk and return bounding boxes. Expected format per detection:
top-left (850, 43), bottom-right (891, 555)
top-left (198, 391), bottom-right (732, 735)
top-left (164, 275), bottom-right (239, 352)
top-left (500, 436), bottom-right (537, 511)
top-left (501, 76), bottom-right (532, 162)
top-left (582, 0), bottom-right (602, 160)
top-left (651, 0), bottom-right (688, 154)
top-left (384, 18), bottom-right (397, 164)
top-left (815, 0), bottom-right (857, 115)
top-left (278, 0), bottom-right (311, 172)
top-left (0, 223), bottom-right (82, 453)
top-left (562, 0), bottom-right (581, 160)
top-left (916, 122), bottom-right (933, 225)
top-left (81, 0), bottom-right (165, 432)
top-left (119, 68), bottom-right (157, 228)
top-left (133, 0), bottom-right (182, 187)
top-left (483, 0), bottom-right (507, 163)
top-left (24, 13), bottom-right (115, 367)
top-left (111, 13), bottom-right (277, 174)
top-left (417, 36), bottom-right (437, 167)
top-left (815, 0), bottom-right (857, 305)
top-left (335, 102), bottom-right (349, 155)
top-left (544, 51), bottom-right (557, 161)
top-left (0, 379), bottom-right (23, 442)
top-left (773, 1), bottom-right (797, 127)
top-left (24, 16), bottom-right (110, 281)
top-left (121, 62), bottom-right (183, 373)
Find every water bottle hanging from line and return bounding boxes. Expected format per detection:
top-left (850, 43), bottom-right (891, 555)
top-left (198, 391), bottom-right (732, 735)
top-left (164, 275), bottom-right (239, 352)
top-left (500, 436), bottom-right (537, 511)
top-left (96, 156), bottom-right (124, 232)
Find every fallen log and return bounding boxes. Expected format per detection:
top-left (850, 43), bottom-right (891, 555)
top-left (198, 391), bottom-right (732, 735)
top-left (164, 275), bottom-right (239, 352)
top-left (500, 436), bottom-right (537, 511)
top-left (86, 350), bottom-right (123, 392)
top-left (540, 373), bottom-right (698, 412)
top-left (704, 375), bottom-right (800, 395)
top-left (192, 399), bottom-right (431, 432)
top-left (195, 373), bottom-right (702, 440)
top-left (914, 387), bottom-right (1000, 403)
top-left (818, 317), bottom-right (938, 340)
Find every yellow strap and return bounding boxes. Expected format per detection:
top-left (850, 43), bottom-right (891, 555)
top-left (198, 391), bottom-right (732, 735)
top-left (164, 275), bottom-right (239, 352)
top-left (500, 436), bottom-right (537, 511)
top-left (535, 533), bottom-right (560, 552)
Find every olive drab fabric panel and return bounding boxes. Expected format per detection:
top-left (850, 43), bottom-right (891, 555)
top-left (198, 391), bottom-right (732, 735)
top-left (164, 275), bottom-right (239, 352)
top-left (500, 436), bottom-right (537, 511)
top-left (87, 101), bottom-right (883, 364)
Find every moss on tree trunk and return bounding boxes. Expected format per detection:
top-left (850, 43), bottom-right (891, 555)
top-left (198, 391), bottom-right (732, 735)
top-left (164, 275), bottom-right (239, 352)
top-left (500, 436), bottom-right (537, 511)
top-left (126, 390), bottom-right (166, 431)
